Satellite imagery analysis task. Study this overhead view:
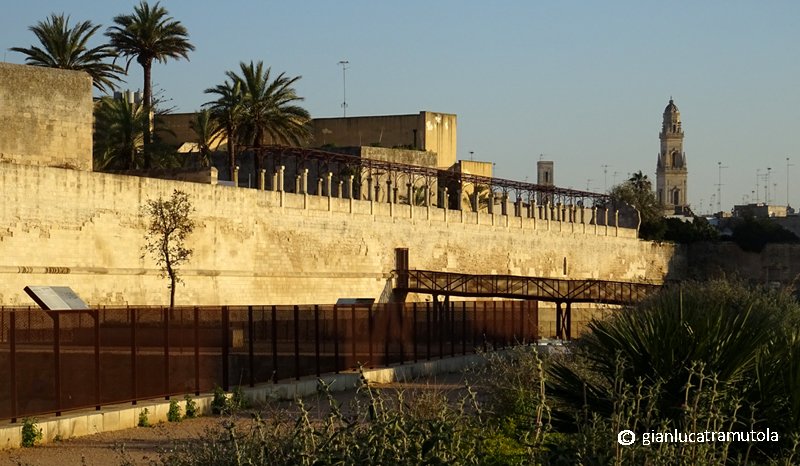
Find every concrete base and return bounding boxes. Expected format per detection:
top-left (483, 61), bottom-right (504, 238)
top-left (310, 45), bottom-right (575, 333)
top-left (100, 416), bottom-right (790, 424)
top-left (0, 352), bottom-right (496, 450)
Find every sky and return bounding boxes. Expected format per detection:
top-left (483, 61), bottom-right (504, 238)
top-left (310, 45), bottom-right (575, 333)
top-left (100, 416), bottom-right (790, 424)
top-left (3, 1), bottom-right (800, 214)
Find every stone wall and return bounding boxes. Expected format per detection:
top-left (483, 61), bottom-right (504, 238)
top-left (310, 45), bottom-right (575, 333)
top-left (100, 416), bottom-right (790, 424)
top-left (0, 163), bottom-right (685, 307)
top-left (688, 242), bottom-right (800, 287)
top-left (0, 63), bottom-right (92, 170)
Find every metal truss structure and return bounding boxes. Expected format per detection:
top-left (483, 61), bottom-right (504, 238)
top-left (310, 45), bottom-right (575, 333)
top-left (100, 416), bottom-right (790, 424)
top-left (249, 145), bottom-right (612, 207)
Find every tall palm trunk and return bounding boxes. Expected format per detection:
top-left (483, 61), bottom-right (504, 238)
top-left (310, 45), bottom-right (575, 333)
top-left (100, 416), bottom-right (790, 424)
top-left (142, 59), bottom-right (152, 168)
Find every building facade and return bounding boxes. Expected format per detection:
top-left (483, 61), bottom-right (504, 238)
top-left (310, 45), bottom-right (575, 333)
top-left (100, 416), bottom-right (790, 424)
top-left (656, 99), bottom-right (689, 215)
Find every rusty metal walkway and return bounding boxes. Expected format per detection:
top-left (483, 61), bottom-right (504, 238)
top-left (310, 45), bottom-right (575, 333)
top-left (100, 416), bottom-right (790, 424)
top-left (393, 266), bottom-right (661, 340)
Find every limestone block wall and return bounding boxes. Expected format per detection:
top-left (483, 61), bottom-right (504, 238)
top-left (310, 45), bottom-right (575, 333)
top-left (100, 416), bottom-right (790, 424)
top-left (0, 63), bottom-right (93, 170)
top-left (0, 163), bottom-right (685, 307)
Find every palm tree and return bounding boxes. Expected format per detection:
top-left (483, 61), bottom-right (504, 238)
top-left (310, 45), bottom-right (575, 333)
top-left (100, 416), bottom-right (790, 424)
top-left (105, 1), bottom-right (195, 168)
top-left (225, 61), bottom-right (312, 178)
top-left (10, 13), bottom-right (123, 93)
top-left (204, 80), bottom-right (244, 180)
top-left (93, 95), bottom-right (149, 170)
top-left (629, 170), bottom-right (651, 192)
top-left (188, 109), bottom-right (222, 168)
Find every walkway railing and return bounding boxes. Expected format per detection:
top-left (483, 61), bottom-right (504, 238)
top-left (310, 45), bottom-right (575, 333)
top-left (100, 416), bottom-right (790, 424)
top-left (397, 269), bottom-right (661, 304)
top-left (0, 300), bottom-right (537, 422)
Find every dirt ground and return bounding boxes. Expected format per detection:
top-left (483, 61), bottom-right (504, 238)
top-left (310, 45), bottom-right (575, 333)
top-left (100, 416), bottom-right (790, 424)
top-left (0, 372), bottom-right (473, 466)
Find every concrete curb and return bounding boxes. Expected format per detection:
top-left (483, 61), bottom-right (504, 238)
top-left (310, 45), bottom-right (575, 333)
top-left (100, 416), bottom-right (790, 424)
top-left (0, 352), bottom-right (493, 450)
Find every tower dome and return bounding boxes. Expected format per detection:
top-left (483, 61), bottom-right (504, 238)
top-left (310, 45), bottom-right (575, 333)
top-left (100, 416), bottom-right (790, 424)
top-left (664, 99), bottom-right (679, 114)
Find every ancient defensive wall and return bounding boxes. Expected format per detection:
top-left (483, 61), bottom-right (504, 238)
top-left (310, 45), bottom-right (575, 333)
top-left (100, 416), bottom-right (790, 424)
top-left (0, 162), bottom-right (686, 307)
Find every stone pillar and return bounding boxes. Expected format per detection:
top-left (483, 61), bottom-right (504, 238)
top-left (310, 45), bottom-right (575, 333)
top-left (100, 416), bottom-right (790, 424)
top-left (501, 194), bottom-right (508, 216)
top-left (348, 175), bottom-right (354, 199)
top-left (556, 203), bottom-right (562, 221)
top-left (301, 168), bottom-right (308, 194)
top-left (386, 180), bottom-right (392, 204)
top-left (393, 187), bottom-right (398, 204)
top-left (317, 178), bottom-right (323, 196)
top-left (272, 171), bottom-right (278, 192)
top-left (295, 175), bottom-right (301, 194)
top-left (259, 169), bottom-right (266, 190)
top-left (442, 187), bottom-right (449, 209)
top-left (407, 183), bottom-right (413, 206)
top-left (374, 185), bottom-right (380, 202)
top-left (487, 193), bottom-right (494, 215)
top-left (233, 166), bottom-right (239, 187)
top-left (456, 189), bottom-right (463, 211)
top-left (544, 202), bottom-right (550, 220)
top-left (581, 205), bottom-right (586, 224)
top-left (325, 172), bottom-right (332, 198)
top-left (278, 166), bottom-right (285, 192)
top-left (423, 185), bottom-right (429, 207)
top-left (472, 191), bottom-right (479, 212)
top-left (367, 178), bottom-right (373, 201)
top-left (337, 180), bottom-right (343, 198)
top-left (615, 210), bottom-right (620, 236)
top-left (531, 199), bottom-right (537, 218)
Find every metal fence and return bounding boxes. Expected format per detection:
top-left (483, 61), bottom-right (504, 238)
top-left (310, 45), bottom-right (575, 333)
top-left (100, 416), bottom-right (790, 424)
top-left (0, 300), bottom-right (537, 422)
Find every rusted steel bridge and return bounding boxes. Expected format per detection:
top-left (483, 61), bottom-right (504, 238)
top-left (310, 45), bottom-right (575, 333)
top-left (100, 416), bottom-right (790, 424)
top-left (393, 254), bottom-right (661, 340)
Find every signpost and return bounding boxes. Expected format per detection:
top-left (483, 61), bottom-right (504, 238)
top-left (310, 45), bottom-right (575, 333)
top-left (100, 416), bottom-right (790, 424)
top-left (23, 286), bottom-right (89, 310)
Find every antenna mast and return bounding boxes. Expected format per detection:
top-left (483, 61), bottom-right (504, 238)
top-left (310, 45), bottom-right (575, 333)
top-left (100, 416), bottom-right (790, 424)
top-left (716, 162), bottom-right (728, 212)
top-left (338, 61), bottom-right (349, 117)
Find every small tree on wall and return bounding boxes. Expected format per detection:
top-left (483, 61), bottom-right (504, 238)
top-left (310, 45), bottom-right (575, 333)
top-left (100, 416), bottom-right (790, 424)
top-left (142, 189), bottom-right (195, 307)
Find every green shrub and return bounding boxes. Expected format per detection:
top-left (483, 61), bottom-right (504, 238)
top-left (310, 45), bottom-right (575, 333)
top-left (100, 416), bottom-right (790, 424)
top-left (230, 385), bottom-right (250, 412)
top-left (137, 408), bottom-right (151, 427)
top-left (21, 417), bottom-right (42, 448)
top-left (183, 394), bottom-right (198, 419)
top-left (167, 400), bottom-right (182, 422)
top-left (210, 384), bottom-right (227, 415)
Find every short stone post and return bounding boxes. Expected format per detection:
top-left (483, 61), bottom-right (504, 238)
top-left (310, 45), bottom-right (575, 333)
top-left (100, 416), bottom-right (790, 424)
top-left (423, 185), bottom-right (429, 207)
top-left (386, 180), bottom-right (392, 204)
top-left (272, 171), bottom-right (278, 192)
top-left (592, 207), bottom-right (598, 234)
top-left (295, 176), bottom-right (301, 194)
top-left (301, 168), bottom-right (308, 194)
top-left (544, 202), bottom-right (550, 220)
top-left (317, 178), bottom-right (323, 196)
top-left (337, 180), bottom-right (343, 198)
top-left (580, 205), bottom-right (586, 224)
top-left (367, 178), bottom-right (373, 201)
top-left (374, 185), bottom-right (380, 202)
top-left (278, 166), bottom-right (285, 192)
top-left (615, 210), bottom-right (619, 236)
top-left (233, 166), bottom-right (239, 187)
top-left (456, 189), bottom-right (463, 211)
top-left (259, 169), bottom-right (266, 190)
top-left (556, 203), bottom-right (562, 222)
top-left (487, 193), bottom-right (494, 215)
top-left (501, 194), bottom-right (508, 216)
top-left (348, 175), bottom-right (354, 199)
top-left (326, 172), bottom-right (332, 198)
top-left (604, 208), bottom-right (609, 236)
top-left (407, 183), bottom-right (413, 206)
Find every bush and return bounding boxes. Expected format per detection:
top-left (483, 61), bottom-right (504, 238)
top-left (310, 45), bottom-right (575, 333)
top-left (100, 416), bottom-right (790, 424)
top-left (211, 384), bottom-right (250, 415)
top-left (210, 384), bottom-right (227, 415)
top-left (138, 408), bottom-right (151, 427)
top-left (167, 400), bottom-right (182, 422)
top-left (183, 394), bottom-right (198, 419)
top-left (21, 417), bottom-right (42, 448)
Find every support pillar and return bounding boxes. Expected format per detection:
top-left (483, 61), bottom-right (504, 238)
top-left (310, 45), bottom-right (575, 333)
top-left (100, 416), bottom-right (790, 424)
top-left (501, 194), bottom-right (508, 216)
top-left (367, 178), bottom-right (373, 201)
top-left (272, 171), bottom-right (278, 192)
top-left (456, 189), bottom-right (463, 211)
top-left (259, 169), bottom-right (265, 190)
top-left (278, 166), bottom-right (285, 192)
top-left (406, 183), bottom-right (413, 206)
top-left (337, 180), bottom-right (343, 198)
top-left (233, 166), bottom-right (239, 187)
top-left (387, 180), bottom-right (393, 204)
top-left (326, 172), bottom-right (332, 198)
top-left (317, 178), bottom-right (323, 196)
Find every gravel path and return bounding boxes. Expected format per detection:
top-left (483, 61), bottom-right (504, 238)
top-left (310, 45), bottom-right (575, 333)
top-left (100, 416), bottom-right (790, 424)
top-left (0, 372), bottom-right (472, 466)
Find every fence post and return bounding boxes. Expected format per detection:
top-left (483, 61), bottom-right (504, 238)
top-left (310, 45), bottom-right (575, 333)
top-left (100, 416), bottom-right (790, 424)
top-left (194, 307), bottom-right (200, 396)
top-left (131, 309), bottom-right (138, 405)
top-left (521, 302), bottom-right (527, 344)
top-left (368, 306), bottom-right (374, 369)
top-left (248, 306), bottom-right (255, 387)
top-left (492, 301), bottom-right (498, 350)
top-left (426, 301), bottom-right (431, 360)
top-left (462, 302), bottom-right (467, 355)
top-left (502, 301), bottom-right (507, 349)
top-left (412, 302), bottom-right (418, 363)
top-left (164, 308), bottom-right (170, 399)
top-left (384, 304), bottom-right (390, 367)
top-left (333, 305), bottom-right (340, 374)
top-left (222, 306), bottom-right (230, 391)
top-left (510, 301), bottom-right (516, 345)
top-left (271, 306), bottom-right (278, 383)
top-left (294, 305), bottom-right (300, 380)
top-left (95, 309), bottom-right (101, 409)
top-left (314, 305), bottom-right (321, 377)
top-left (449, 298), bottom-right (455, 358)
top-left (10, 312), bottom-right (16, 423)
top-left (398, 303), bottom-right (405, 365)
top-left (351, 305), bottom-right (357, 368)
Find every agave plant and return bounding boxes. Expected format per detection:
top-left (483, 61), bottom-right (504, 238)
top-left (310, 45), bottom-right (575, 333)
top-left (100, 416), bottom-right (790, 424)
top-left (548, 280), bottom-right (800, 428)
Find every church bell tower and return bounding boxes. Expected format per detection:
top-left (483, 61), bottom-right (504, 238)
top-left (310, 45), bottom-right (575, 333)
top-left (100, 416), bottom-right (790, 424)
top-left (656, 99), bottom-right (688, 215)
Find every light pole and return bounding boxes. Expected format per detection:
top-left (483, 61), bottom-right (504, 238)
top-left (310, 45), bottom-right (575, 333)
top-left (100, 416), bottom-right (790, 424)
top-left (788, 158), bottom-right (794, 207)
top-left (338, 61), bottom-right (349, 117)
top-left (717, 162), bottom-right (728, 213)
top-left (601, 164), bottom-right (611, 193)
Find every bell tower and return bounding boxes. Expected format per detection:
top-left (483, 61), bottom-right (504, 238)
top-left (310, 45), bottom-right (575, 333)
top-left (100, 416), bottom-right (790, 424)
top-left (656, 98), bottom-right (688, 215)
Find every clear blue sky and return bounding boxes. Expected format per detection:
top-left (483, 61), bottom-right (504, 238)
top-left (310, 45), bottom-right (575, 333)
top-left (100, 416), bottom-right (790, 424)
top-left (3, 1), bottom-right (800, 213)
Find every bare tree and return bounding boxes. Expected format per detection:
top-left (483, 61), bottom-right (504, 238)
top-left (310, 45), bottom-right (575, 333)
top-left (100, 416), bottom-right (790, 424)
top-left (142, 189), bottom-right (195, 307)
